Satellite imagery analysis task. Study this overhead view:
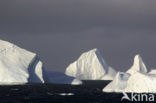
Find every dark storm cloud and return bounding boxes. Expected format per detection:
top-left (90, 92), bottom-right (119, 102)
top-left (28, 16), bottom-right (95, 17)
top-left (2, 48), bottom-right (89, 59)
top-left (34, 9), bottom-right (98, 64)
top-left (1, 0), bottom-right (156, 34)
top-left (0, 0), bottom-right (156, 72)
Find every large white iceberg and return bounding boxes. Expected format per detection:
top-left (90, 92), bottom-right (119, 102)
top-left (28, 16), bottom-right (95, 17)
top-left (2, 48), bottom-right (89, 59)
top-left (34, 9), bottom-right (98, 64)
top-left (103, 71), bottom-right (156, 93)
top-left (0, 40), bottom-right (82, 85)
top-left (0, 40), bottom-right (44, 84)
top-left (127, 54), bottom-right (147, 74)
top-left (65, 48), bottom-right (116, 80)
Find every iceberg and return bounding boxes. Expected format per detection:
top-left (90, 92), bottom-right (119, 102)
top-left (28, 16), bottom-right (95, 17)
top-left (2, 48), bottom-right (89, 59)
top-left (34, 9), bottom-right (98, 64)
top-left (44, 71), bottom-right (82, 85)
top-left (127, 54), bottom-right (147, 74)
top-left (103, 72), bottom-right (130, 92)
top-left (0, 40), bottom-right (82, 85)
top-left (100, 66), bottom-right (117, 80)
top-left (103, 55), bottom-right (156, 93)
top-left (0, 40), bottom-right (44, 84)
top-left (103, 72), bottom-right (156, 93)
top-left (65, 48), bottom-right (116, 80)
top-left (149, 69), bottom-right (156, 74)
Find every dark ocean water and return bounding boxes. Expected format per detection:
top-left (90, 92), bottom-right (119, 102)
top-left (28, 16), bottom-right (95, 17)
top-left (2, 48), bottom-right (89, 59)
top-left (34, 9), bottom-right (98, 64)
top-left (0, 81), bottom-right (154, 103)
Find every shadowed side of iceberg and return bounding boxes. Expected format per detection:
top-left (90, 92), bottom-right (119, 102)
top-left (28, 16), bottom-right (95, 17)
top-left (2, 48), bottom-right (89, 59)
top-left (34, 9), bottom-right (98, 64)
top-left (28, 56), bottom-right (44, 83)
top-left (0, 40), bottom-right (45, 84)
top-left (43, 71), bottom-right (82, 85)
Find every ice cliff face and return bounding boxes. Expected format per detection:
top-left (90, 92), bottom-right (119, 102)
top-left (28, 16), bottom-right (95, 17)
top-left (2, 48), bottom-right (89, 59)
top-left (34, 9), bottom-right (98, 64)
top-left (65, 48), bottom-right (116, 80)
top-left (0, 40), bottom-right (44, 84)
top-left (0, 40), bottom-right (82, 85)
top-left (127, 54), bottom-right (147, 74)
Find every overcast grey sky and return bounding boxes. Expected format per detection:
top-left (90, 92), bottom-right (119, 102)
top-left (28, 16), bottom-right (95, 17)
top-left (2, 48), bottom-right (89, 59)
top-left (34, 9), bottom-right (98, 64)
top-left (1, 0), bottom-right (156, 72)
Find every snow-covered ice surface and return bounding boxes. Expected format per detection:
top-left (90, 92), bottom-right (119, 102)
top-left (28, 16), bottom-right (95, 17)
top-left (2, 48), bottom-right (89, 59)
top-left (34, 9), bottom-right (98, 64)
top-left (103, 72), bottom-right (156, 93)
top-left (0, 40), bottom-right (44, 84)
top-left (103, 72), bottom-right (130, 93)
top-left (125, 72), bottom-right (156, 93)
top-left (0, 40), bottom-right (82, 85)
top-left (44, 71), bottom-right (82, 85)
top-left (149, 69), bottom-right (156, 74)
top-left (65, 48), bottom-right (116, 80)
top-left (103, 54), bottom-right (156, 93)
top-left (127, 54), bottom-right (147, 74)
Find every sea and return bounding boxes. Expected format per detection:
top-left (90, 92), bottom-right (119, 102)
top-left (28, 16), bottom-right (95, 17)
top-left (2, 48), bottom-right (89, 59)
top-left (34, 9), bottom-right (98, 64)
top-left (0, 80), bottom-right (154, 103)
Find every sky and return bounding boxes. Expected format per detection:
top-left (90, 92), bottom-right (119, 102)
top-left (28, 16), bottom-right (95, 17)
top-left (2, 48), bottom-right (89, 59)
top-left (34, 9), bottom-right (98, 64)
top-left (1, 0), bottom-right (156, 72)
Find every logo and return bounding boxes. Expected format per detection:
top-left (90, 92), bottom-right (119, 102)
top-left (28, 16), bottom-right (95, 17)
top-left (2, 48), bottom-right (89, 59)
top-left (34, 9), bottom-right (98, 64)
top-left (121, 92), bottom-right (155, 102)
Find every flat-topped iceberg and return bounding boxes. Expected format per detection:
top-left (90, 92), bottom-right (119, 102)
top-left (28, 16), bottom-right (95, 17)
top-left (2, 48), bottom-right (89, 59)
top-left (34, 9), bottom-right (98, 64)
top-left (65, 48), bottom-right (116, 80)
